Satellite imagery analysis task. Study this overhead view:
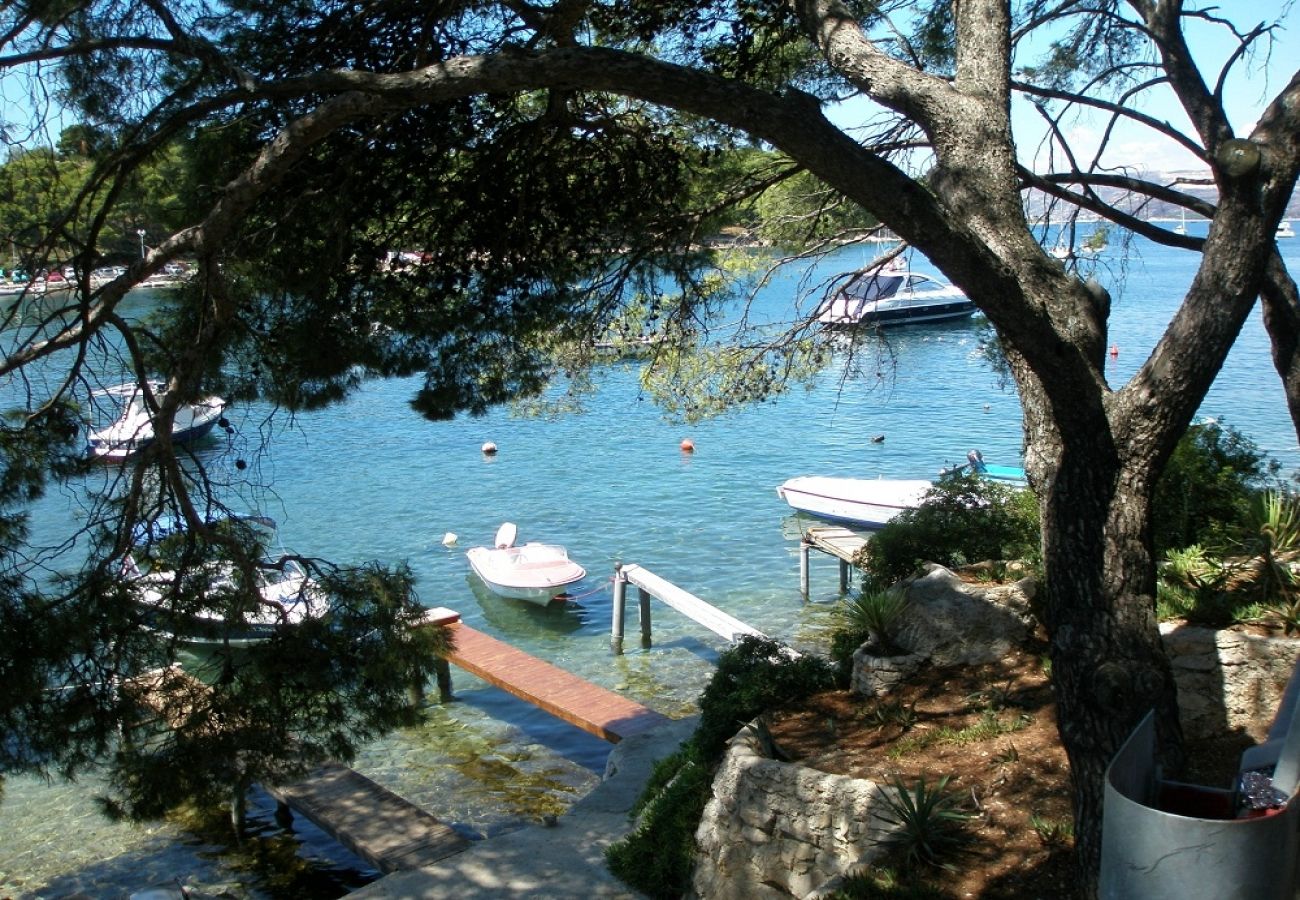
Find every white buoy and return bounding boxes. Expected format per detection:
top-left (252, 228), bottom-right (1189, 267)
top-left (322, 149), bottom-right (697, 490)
top-left (441, 532), bottom-right (458, 547)
top-left (481, 441), bottom-right (498, 455)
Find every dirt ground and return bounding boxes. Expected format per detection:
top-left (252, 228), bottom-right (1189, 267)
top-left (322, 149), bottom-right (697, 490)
top-left (765, 641), bottom-right (1260, 899)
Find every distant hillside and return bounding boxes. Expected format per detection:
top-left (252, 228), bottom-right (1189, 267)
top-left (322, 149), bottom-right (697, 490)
top-left (1027, 168), bottom-right (1299, 223)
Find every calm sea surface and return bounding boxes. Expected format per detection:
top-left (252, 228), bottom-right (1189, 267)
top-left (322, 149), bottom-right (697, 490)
top-left (4, 230), bottom-right (1299, 898)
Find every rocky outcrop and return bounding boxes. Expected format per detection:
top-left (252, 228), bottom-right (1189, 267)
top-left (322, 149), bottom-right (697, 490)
top-left (689, 723), bottom-right (894, 900)
top-left (888, 564), bottom-right (1037, 668)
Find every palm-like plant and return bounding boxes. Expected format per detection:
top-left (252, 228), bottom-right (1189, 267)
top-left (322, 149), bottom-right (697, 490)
top-left (1225, 492), bottom-right (1300, 606)
top-left (873, 775), bottom-right (973, 871)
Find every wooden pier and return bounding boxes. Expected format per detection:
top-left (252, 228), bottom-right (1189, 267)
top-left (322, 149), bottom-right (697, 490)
top-left (268, 763), bottom-right (470, 873)
top-left (611, 563), bottom-right (767, 650)
top-left (799, 525), bottom-right (870, 596)
top-left (429, 608), bottom-right (670, 743)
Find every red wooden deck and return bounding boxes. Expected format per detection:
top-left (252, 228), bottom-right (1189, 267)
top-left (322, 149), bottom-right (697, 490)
top-left (443, 619), bottom-right (670, 743)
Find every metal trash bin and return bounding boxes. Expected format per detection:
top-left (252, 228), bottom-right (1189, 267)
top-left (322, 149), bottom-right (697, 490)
top-left (1100, 710), bottom-right (1300, 899)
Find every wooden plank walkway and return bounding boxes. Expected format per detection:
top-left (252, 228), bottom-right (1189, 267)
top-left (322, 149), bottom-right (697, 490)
top-left (442, 617), bottom-right (670, 743)
top-left (801, 525), bottom-right (870, 595)
top-left (617, 563), bottom-right (766, 644)
top-left (268, 763), bottom-right (469, 873)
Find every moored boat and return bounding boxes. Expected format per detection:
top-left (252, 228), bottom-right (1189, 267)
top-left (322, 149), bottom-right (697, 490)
top-left (777, 450), bottom-right (1026, 529)
top-left (466, 522), bottom-right (586, 605)
top-left (817, 261), bottom-right (977, 326)
top-left (88, 381), bottom-right (226, 461)
top-left (126, 514), bottom-right (324, 646)
top-left (1279, 220), bottom-right (1295, 239)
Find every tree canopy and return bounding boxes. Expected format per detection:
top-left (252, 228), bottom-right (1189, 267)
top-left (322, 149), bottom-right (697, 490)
top-left (2, 1), bottom-right (1299, 893)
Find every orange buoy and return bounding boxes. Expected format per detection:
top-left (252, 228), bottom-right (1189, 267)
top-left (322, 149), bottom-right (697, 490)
top-left (680, 438), bottom-right (695, 453)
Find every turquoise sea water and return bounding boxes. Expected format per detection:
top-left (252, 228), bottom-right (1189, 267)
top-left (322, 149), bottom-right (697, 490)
top-left (3, 230), bottom-right (1299, 898)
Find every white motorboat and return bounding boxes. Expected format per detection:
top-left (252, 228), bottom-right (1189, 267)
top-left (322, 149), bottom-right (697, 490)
top-left (126, 515), bottom-right (324, 646)
top-left (817, 261), bottom-right (976, 326)
top-left (88, 380), bottom-right (226, 461)
top-left (466, 522), bottom-right (586, 604)
top-left (777, 475), bottom-right (934, 528)
top-left (1278, 220), bottom-right (1295, 239)
top-left (777, 450), bottom-right (1026, 529)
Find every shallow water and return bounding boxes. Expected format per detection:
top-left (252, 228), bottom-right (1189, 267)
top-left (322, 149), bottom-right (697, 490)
top-left (3, 232), bottom-right (1299, 897)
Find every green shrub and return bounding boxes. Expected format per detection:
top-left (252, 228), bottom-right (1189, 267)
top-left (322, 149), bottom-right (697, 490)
top-left (856, 472), bottom-right (1039, 586)
top-left (874, 775), bottom-right (974, 871)
top-left (1154, 419), bottom-right (1280, 553)
top-left (694, 635), bottom-right (837, 760)
top-left (605, 748), bottom-right (713, 899)
top-left (828, 590), bottom-right (910, 683)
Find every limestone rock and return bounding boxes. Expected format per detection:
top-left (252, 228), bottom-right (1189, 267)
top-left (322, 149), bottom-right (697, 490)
top-left (891, 564), bottom-right (1038, 666)
top-left (689, 723), bottom-right (894, 900)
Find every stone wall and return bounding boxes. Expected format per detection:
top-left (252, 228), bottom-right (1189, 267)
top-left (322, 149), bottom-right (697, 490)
top-left (1160, 622), bottom-right (1300, 740)
top-left (689, 724), bottom-right (892, 900)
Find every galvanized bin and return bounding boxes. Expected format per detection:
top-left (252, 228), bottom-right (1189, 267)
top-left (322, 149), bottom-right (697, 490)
top-left (1100, 710), bottom-right (1300, 900)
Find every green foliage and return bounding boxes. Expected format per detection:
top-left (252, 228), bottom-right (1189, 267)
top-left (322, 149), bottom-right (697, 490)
top-left (605, 748), bottom-right (713, 899)
top-left (830, 589), bottom-right (910, 682)
top-left (1228, 491), bottom-right (1300, 603)
top-left (862, 699), bottom-right (918, 731)
top-left (1153, 419), bottom-right (1279, 554)
top-left (874, 775), bottom-right (974, 871)
top-left (751, 166), bottom-right (881, 247)
top-left (1154, 492), bottom-right (1300, 628)
top-left (824, 866), bottom-right (950, 899)
top-left (1029, 813), bottom-right (1074, 848)
top-left (856, 473), bottom-right (1039, 586)
top-left (838, 589), bottom-right (910, 652)
top-left (693, 635), bottom-right (837, 760)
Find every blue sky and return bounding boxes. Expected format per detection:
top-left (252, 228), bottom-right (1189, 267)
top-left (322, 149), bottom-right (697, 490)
top-left (1011, 2), bottom-right (1299, 175)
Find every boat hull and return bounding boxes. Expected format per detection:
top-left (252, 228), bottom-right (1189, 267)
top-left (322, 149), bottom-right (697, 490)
top-left (777, 476), bottom-right (934, 528)
top-left (88, 395), bottom-right (225, 461)
top-left (466, 543), bottom-right (586, 605)
top-left (131, 564), bottom-right (320, 646)
top-left (862, 300), bottom-right (977, 325)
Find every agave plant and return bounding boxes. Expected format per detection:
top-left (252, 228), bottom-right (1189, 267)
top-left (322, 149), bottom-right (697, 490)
top-left (839, 588), bottom-right (911, 654)
top-left (1225, 491), bottom-right (1300, 606)
top-left (873, 775), bottom-right (973, 871)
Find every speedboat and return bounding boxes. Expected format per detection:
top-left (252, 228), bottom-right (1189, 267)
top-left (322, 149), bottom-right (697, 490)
top-left (88, 381), bottom-right (225, 461)
top-left (1279, 221), bottom-right (1295, 239)
top-left (817, 262), bottom-right (976, 327)
top-left (126, 515), bottom-right (323, 646)
top-left (466, 522), bottom-right (586, 605)
top-left (776, 450), bottom-right (1026, 529)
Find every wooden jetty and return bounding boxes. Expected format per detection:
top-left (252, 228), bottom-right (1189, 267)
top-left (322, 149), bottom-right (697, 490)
top-left (270, 608), bottom-right (671, 870)
top-left (611, 563), bottom-right (767, 650)
top-left (425, 607), bottom-right (671, 743)
top-left (268, 763), bottom-right (470, 873)
top-left (799, 525), bottom-right (869, 596)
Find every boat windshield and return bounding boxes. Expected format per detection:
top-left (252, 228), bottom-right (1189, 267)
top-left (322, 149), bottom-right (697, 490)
top-left (842, 272), bottom-right (904, 303)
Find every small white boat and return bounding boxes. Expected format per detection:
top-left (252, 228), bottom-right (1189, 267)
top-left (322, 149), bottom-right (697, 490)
top-left (127, 515), bottom-right (324, 646)
top-left (466, 522), bottom-right (586, 604)
top-left (88, 380), bottom-right (225, 461)
top-left (777, 451), bottom-right (1026, 529)
top-left (1175, 209), bottom-right (1188, 235)
top-left (1278, 220), bottom-right (1295, 239)
top-left (817, 261), bottom-right (976, 326)
top-left (777, 475), bottom-right (934, 528)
